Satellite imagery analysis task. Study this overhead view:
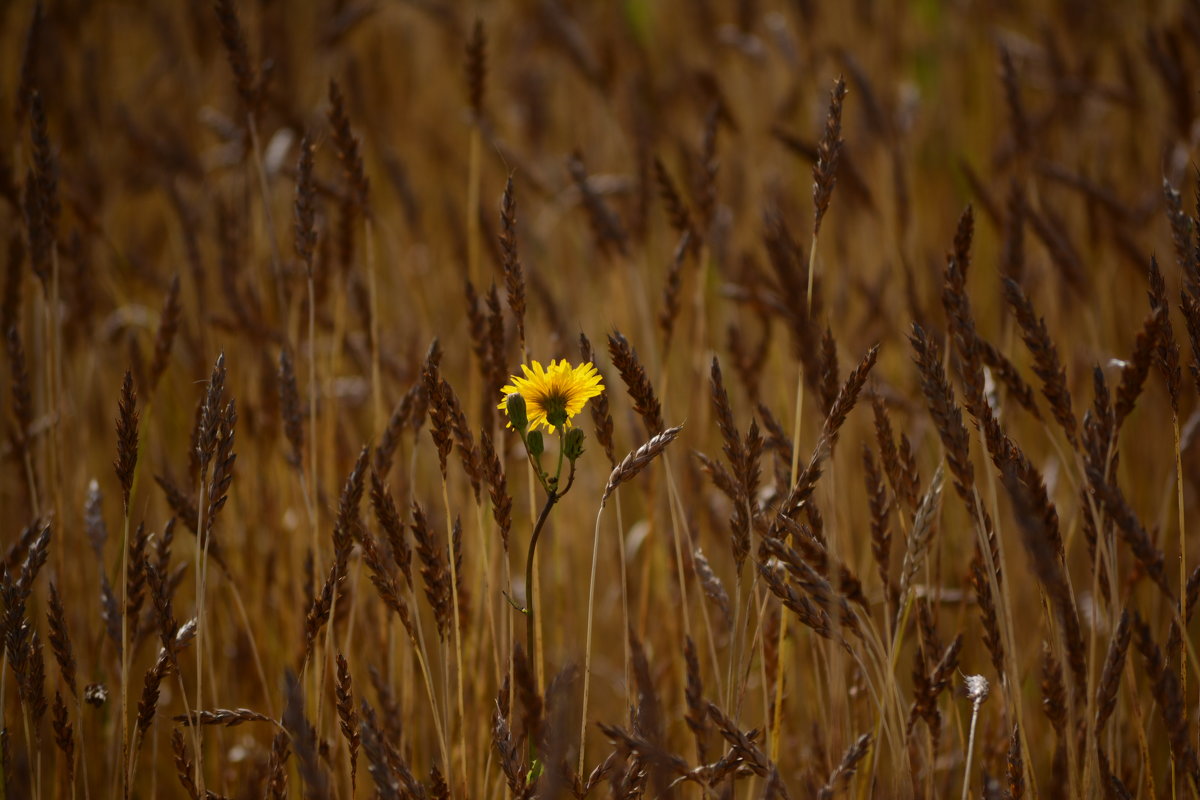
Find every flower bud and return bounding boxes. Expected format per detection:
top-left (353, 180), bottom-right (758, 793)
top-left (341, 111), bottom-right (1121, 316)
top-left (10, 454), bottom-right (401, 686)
top-left (563, 428), bottom-right (586, 461)
top-left (546, 404), bottom-right (568, 430)
top-left (505, 393), bottom-right (528, 432)
top-left (526, 430), bottom-right (544, 458)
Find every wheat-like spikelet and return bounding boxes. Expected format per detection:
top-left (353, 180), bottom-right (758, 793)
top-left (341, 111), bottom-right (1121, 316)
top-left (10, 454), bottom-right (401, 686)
top-left (1146, 255), bottom-right (1182, 410)
top-left (170, 728), bottom-right (199, 799)
top-left (812, 76), bottom-right (847, 239)
top-left (480, 432), bottom-right (512, 552)
top-left (1132, 613), bottom-right (1200, 787)
top-left (276, 349), bottom-right (305, 469)
top-left (327, 79), bottom-right (369, 213)
top-left (213, 0), bottom-right (258, 112)
top-left (46, 581), bottom-right (76, 697)
top-left (146, 275), bottom-right (182, 396)
top-left (465, 19), bottom-right (487, 119)
top-left (1002, 277), bottom-right (1079, 448)
top-left (1095, 608), bottom-right (1130, 738)
top-left (568, 151), bottom-right (630, 258)
top-left (335, 653), bottom-right (360, 793)
top-left (681, 635), bottom-right (708, 763)
top-left (654, 157), bottom-right (698, 244)
top-left (897, 465), bottom-right (944, 610)
top-left (282, 670), bottom-right (331, 798)
top-left (411, 500), bottom-right (451, 639)
top-left (1085, 464), bottom-right (1172, 600)
top-left (580, 333), bottom-right (616, 465)
top-left (861, 445), bottom-right (893, 609)
top-left (691, 548), bottom-right (732, 631)
top-left (500, 177), bottom-right (527, 354)
top-left (608, 330), bottom-right (664, 437)
top-left (658, 233), bottom-right (689, 357)
top-left (266, 730), bottom-right (290, 799)
top-left (818, 733), bottom-right (870, 800)
top-left (52, 690), bottom-right (74, 787)
top-left (602, 425), bottom-right (683, 507)
top-left (1112, 311), bottom-right (1158, 433)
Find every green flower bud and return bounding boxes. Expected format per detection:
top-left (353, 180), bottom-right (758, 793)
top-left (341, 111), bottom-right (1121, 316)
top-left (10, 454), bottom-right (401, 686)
top-left (563, 428), bottom-right (586, 461)
top-left (526, 430), bottom-right (544, 458)
top-left (546, 402), bottom-right (568, 430)
top-left (505, 393), bottom-right (528, 432)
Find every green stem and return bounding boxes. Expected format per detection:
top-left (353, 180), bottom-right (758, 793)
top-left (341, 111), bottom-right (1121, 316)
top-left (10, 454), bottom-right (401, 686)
top-left (525, 491), bottom-right (559, 692)
top-left (521, 451), bottom-right (578, 694)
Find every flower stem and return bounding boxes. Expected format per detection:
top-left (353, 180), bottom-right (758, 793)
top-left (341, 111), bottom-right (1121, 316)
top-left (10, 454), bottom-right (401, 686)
top-left (525, 491), bottom-right (559, 692)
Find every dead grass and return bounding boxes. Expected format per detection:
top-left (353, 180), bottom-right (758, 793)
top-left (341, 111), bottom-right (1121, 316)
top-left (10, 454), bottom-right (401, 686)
top-left (2, 0), bottom-right (1200, 797)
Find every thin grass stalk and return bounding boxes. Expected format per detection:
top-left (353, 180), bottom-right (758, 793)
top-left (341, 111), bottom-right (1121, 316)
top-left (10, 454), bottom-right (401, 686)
top-left (440, 480), bottom-right (468, 794)
top-left (615, 490), bottom-right (631, 709)
top-left (1174, 414), bottom-right (1187, 700)
top-left (245, 114), bottom-right (285, 319)
top-left (960, 676), bottom-right (989, 800)
top-left (525, 491), bottom-right (558, 698)
top-left (119, 510), bottom-right (131, 799)
top-left (525, 461), bottom-right (543, 693)
top-left (579, 500), bottom-right (607, 776)
top-left (467, 126), bottom-right (481, 291)
top-left (473, 501), bottom-right (502, 693)
top-left (47, 246), bottom-right (62, 562)
top-left (222, 578), bottom-right (274, 717)
top-left (779, 215), bottom-right (821, 763)
top-left (193, 481), bottom-right (209, 793)
top-left (404, 572), bottom-right (451, 778)
top-left (725, 563), bottom-right (747, 711)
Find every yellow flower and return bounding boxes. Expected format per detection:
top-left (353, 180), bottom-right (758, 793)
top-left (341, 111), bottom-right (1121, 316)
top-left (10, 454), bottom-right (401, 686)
top-left (499, 359), bottom-right (604, 432)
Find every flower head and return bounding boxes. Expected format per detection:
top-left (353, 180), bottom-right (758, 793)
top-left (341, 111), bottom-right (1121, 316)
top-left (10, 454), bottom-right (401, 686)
top-left (499, 359), bottom-right (604, 433)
